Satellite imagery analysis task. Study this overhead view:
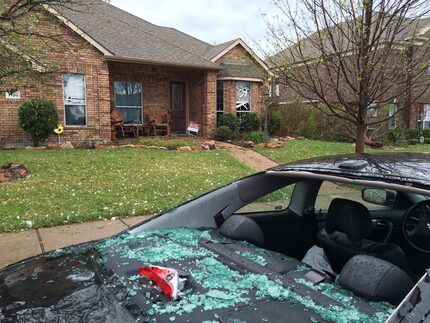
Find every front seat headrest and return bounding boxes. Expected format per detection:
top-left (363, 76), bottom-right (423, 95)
top-left (325, 198), bottom-right (372, 241)
top-left (219, 215), bottom-right (264, 246)
top-left (339, 255), bottom-right (414, 304)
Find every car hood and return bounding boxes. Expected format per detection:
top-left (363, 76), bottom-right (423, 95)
top-left (0, 242), bottom-right (132, 322)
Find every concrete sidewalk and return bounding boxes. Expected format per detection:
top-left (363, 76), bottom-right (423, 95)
top-left (0, 215), bottom-right (150, 268)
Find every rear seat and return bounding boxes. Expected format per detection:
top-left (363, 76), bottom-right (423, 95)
top-left (217, 215), bottom-right (306, 274)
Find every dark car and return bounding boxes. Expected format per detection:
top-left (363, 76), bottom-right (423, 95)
top-left (1, 153), bottom-right (430, 322)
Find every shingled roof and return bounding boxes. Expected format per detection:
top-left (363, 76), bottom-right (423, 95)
top-left (268, 13), bottom-right (430, 68)
top-left (49, 0), bottom-right (266, 71)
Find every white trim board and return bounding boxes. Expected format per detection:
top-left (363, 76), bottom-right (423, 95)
top-left (217, 77), bottom-right (264, 83)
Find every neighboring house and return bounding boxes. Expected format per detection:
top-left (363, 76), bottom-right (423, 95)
top-left (0, 0), bottom-right (270, 145)
top-left (267, 15), bottom-right (430, 134)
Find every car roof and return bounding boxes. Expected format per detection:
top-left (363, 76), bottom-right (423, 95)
top-left (271, 152), bottom-right (430, 188)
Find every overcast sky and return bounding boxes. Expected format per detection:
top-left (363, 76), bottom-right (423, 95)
top-left (109, 0), bottom-right (279, 55)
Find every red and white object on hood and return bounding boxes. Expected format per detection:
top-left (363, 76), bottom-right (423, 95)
top-left (138, 266), bottom-right (186, 301)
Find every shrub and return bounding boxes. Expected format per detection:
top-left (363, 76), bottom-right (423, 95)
top-left (214, 126), bottom-right (233, 141)
top-left (408, 139), bottom-right (419, 145)
top-left (243, 131), bottom-right (265, 144)
top-left (18, 99), bottom-right (58, 146)
top-left (422, 128), bottom-right (430, 138)
top-left (240, 112), bottom-right (260, 132)
top-left (217, 113), bottom-right (238, 131)
top-left (405, 128), bottom-right (419, 140)
top-left (268, 111), bottom-right (282, 135)
top-left (387, 129), bottom-right (404, 144)
top-left (424, 138), bottom-right (430, 144)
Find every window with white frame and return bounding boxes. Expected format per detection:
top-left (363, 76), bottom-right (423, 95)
top-left (114, 82), bottom-right (143, 124)
top-left (388, 103), bottom-right (398, 129)
top-left (236, 81), bottom-right (251, 120)
top-left (63, 74), bottom-right (87, 126)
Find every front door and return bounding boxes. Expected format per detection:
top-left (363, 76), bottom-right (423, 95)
top-left (170, 82), bottom-right (186, 133)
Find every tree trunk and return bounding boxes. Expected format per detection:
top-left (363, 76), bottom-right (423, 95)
top-left (355, 124), bottom-right (367, 154)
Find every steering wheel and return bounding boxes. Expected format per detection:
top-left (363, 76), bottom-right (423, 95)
top-left (402, 200), bottom-right (430, 253)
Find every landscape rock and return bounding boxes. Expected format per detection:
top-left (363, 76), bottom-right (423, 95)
top-left (48, 143), bottom-right (61, 149)
top-left (61, 142), bottom-right (74, 149)
top-left (178, 146), bottom-right (193, 151)
top-left (0, 164), bottom-right (29, 183)
top-left (73, 143), bottom-right (86, 149)
top-left (243, 141), bottom-right (255, 148)
top-left (203, 140), bottom-right (216, 150)
top-left (24, 146), bottom-right (34, 150)
top-left (191, 146), bottom-right (204, 151)
top-left (284, 136), bottom-right (295, 141)
top-left (134, 144), bottom-right (147, 149)
top-left (201, 144), bottom-right (210, 150)
top-left (0, 173), bottom-right (9, 183)
top-left (166, 146), bottom-right (177, 151)
top-left (267, 142), bottom-right (284, 149)
top-left (84, 142), bottom-right (96, 149)
top-left (119, 144), bottom-right (135, 149)
top-left (1, 163), bottom-right (12, 170)
top-left (33, 146), bottom-right (47, 150)
top-left (147, 146), bottom-right (161, 150)
top-left (254, 143), bottom-right (267, 148)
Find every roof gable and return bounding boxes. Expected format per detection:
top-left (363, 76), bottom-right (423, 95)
top-left (48, 0), bottom-right (268, 73)
top-left (210, 39), bottom-right (272, 75)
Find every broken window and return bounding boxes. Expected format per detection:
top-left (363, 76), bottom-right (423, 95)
top-left (275, 84), bottom-right (280, 97)
top-left (114, 82), bottom-right (143, 124)
top-left (63, 74), bottom-right (87, 126)
top-left (236, 82), bottom-right (251, 121)
top-left (216, 81), bottom-right (224, 121)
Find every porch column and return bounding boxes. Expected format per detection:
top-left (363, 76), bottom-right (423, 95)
top-left (201, 71), bottom-right (217, 137)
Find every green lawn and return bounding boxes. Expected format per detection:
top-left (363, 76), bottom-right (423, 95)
top-left (0, 149), bottom-right (251, 232)
top-left (254, 140), bottom-right (430, 164)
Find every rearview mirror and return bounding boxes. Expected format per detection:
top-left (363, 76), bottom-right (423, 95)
top-left (362, 188), bottom-right (396, 206)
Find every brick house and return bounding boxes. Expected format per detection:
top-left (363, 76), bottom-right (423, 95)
top-left (267, 16), bottom-right (430, 136)
top-left (0, 0), bottom-right (270, 145)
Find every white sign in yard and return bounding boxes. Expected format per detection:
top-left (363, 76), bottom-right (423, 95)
top-left (5, 91), bottom-right (20, 99)
top-left (187, 121), bottom-right (200, 135)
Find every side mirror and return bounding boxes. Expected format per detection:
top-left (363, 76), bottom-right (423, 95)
top-left (362, 188), bottom-right (396, 206)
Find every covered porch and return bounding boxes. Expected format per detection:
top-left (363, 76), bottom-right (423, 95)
top-left (108, 61), bottom-right (217, 139)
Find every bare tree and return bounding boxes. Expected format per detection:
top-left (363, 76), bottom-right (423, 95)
top-left (0, 0), bottom-right (91, 91)
top-left (264, 0), bottom-right (430, 153)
